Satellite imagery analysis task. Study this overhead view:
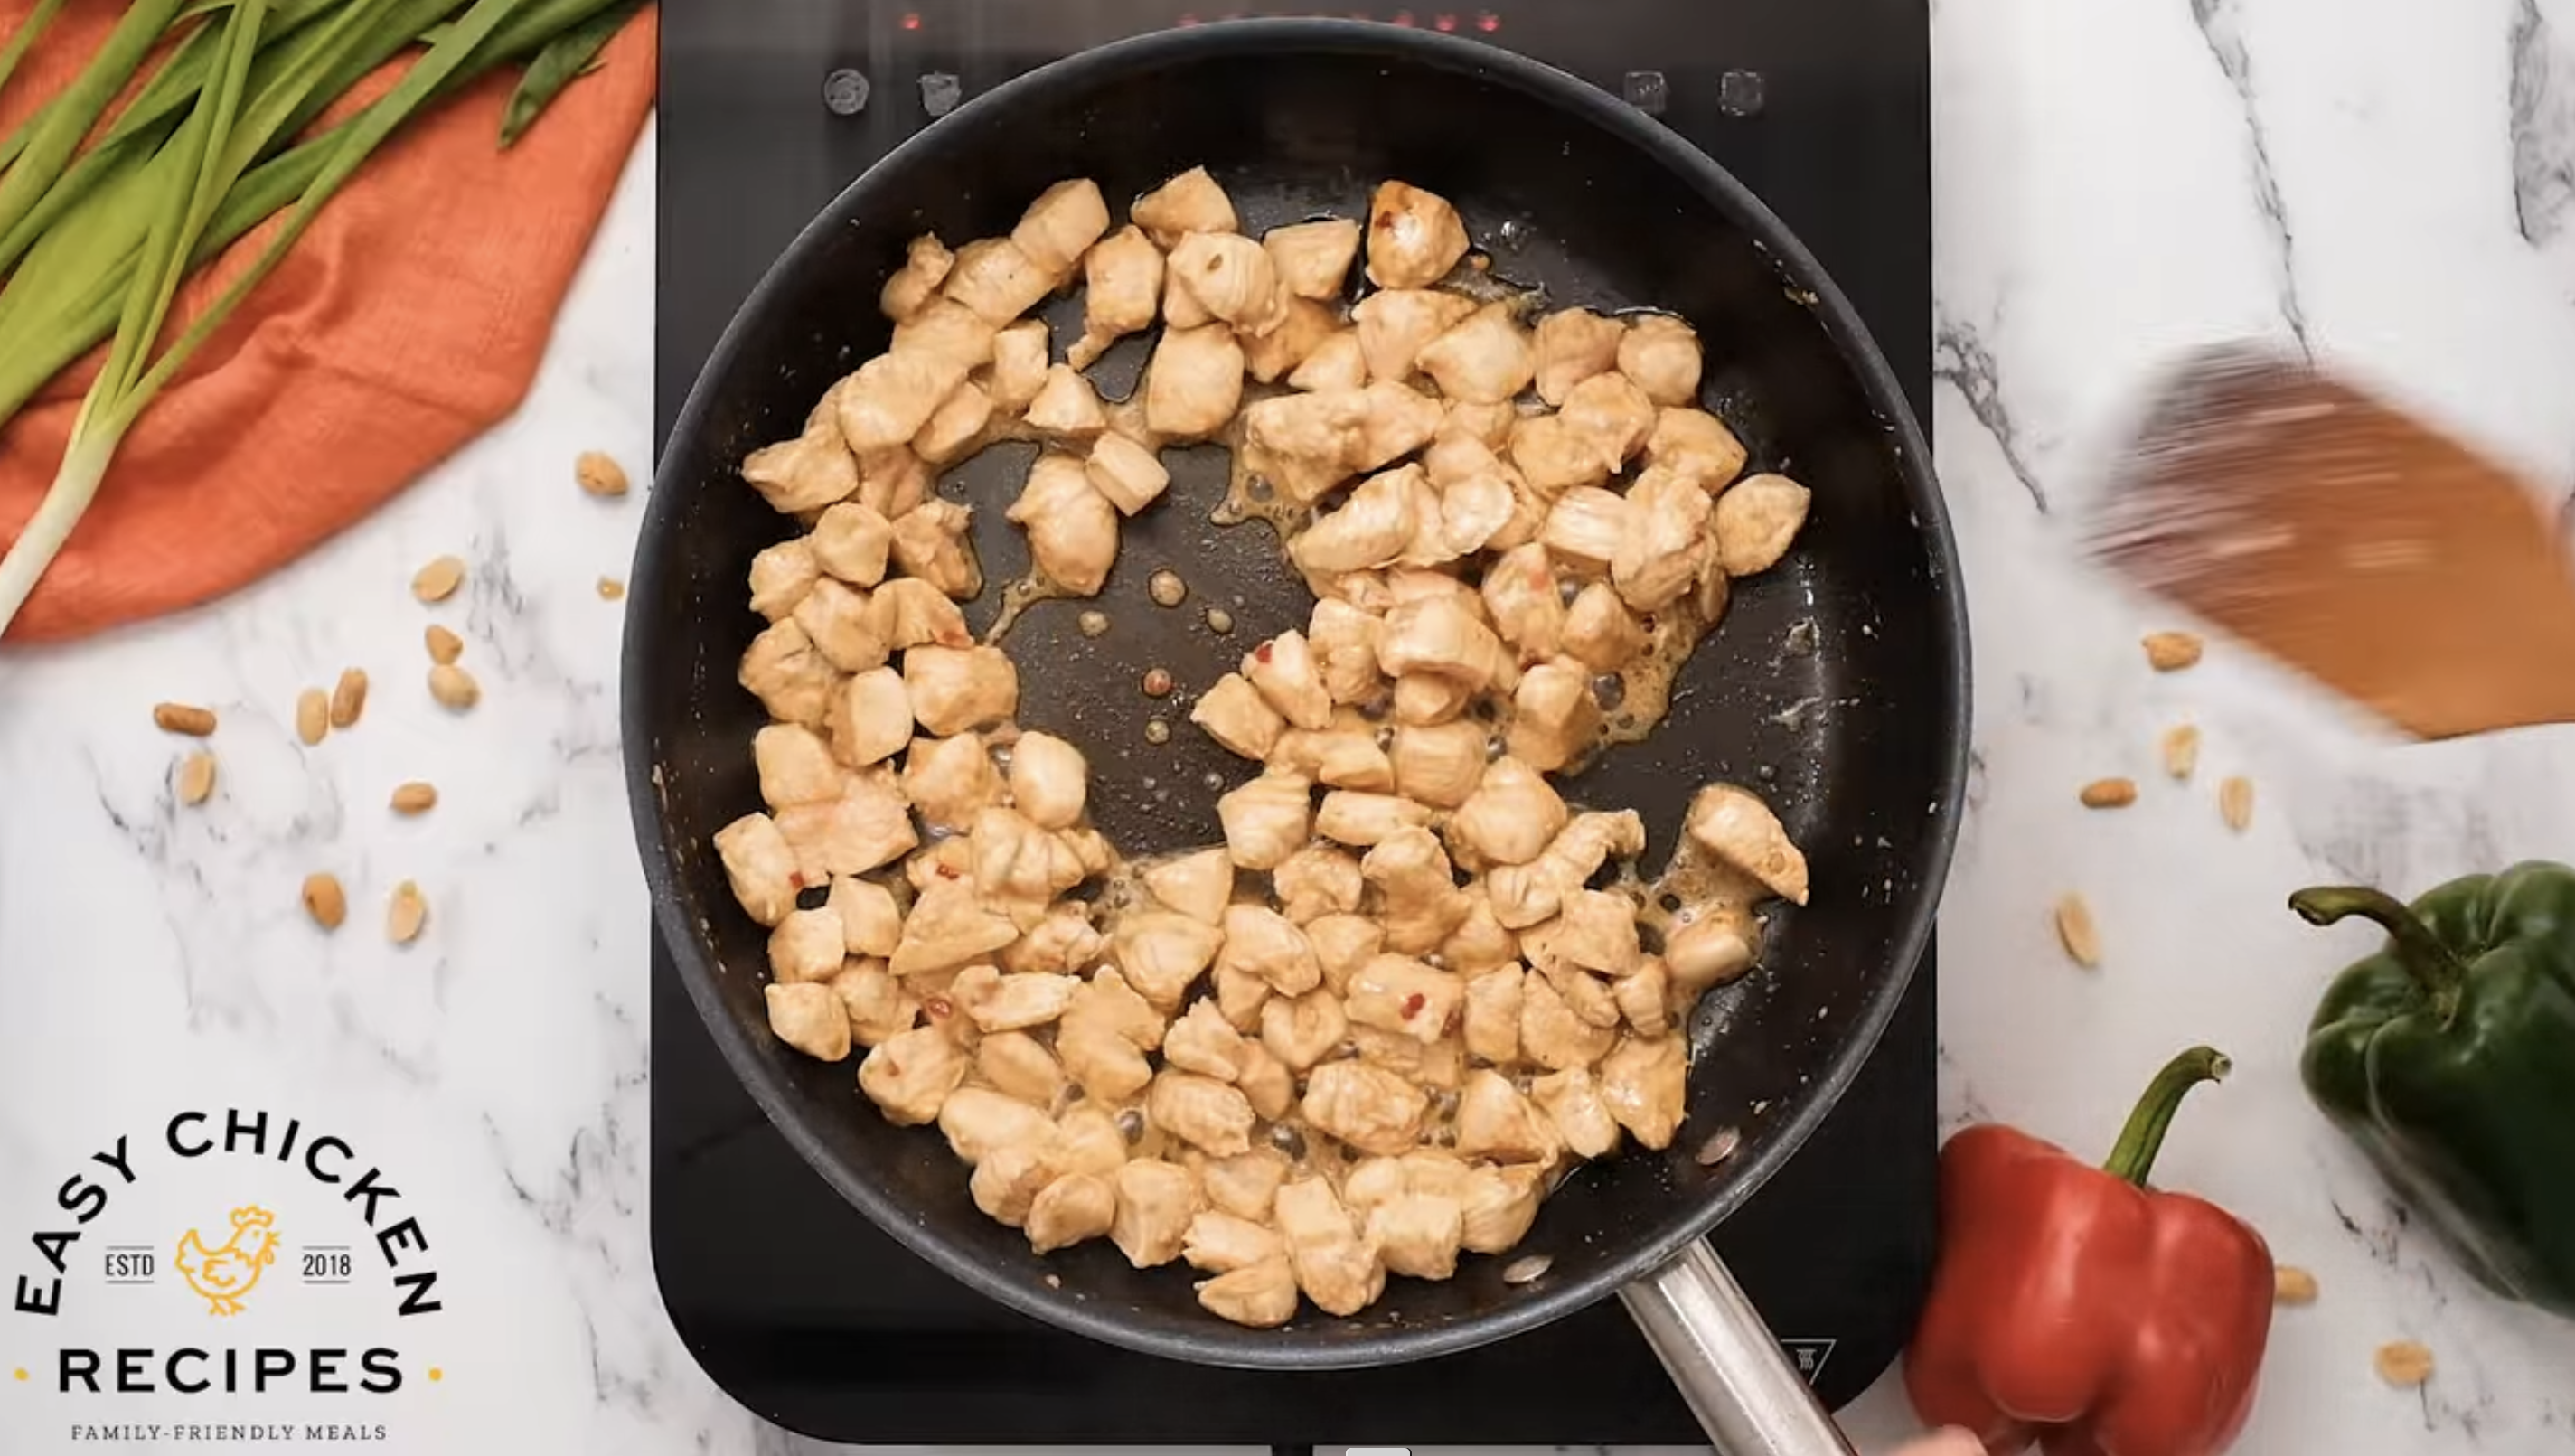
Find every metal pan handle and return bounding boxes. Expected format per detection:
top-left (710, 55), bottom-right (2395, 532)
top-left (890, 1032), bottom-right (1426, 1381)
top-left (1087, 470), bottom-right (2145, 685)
top-left (1617, 1238), bottom-right (1860, 1456)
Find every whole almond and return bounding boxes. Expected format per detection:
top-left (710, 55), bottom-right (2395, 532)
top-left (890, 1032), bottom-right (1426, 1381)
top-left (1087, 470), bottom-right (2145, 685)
top-left (329, 668), bottom-right (369, 728)
top-left (425, 625), bottom-right (465, 664)
top-left (2220, 775), bottom-right (2255, 831)
top-left (386, 881), bottom-right (429, 944)
top-left (2141, 630), bottom-right (2204, 672)
top-left (597, 576), bottom-right (626, 601)
top-left (153, 702), bottom-right (218, 736)
top-left (296, 687), bottom-right (331, 746)
top-left (2054, 892), bottom-right (2102, 968)
top-left (428, 663), bottom-right (481, 711)
top-left (2079, 777), bottom-right (2138, 809)
top-left (390, 782), bottom-right (438, 814)
top-left (303, 872), bottom-right (348, 931)
top-left (576, 450), bottom-right (630, 498)
top-left (412, 555), bottom-right (466, 603)
top-left (176, 752), bottom-right (218, 806)
top-left (2374, 1339), bottom-right (2433, 1387)
top-left (2160, 724), bottom-right (2202, 781)
top-left (2274, 1264), bottom-right (2319, 1305)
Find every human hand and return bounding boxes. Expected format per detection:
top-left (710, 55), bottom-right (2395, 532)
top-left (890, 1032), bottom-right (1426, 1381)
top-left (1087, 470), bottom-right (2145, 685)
top-left (1888, 1428), bottom-right (1987, 1456)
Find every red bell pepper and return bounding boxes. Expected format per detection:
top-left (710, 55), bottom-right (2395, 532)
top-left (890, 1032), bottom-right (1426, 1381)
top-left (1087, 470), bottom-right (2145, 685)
top-left (1903, 1047), bottom-right (2275, 1456)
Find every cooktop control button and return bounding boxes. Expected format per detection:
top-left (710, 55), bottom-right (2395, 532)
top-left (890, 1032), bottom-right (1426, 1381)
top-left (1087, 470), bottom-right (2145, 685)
top-left (1719, 67), bottom-right (1768, 117)
top-left (1621, 70), bottom-right (1668, 117)
top-left (919, 71), bottom-right (963, 117)
top-left (821, 68), bottom-right (870, 117)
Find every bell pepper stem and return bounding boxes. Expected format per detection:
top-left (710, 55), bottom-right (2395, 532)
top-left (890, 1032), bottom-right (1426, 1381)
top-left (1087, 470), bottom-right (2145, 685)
top-left (2289, 885), bottom-right (2471, 1010)
top-left (2102, 1046), bottom-right (2231, 1187)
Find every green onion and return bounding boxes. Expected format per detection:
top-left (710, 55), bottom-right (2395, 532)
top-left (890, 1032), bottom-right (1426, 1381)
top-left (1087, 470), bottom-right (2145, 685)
top-left (499, 0), bottom-right (640, 146)
top-left (0, 0), bottom-right (70, 117)
top-left (0, 0), bottom-right (189, 248)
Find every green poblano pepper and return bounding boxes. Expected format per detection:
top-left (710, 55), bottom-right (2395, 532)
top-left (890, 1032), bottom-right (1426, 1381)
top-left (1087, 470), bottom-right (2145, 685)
top-left (2294, 860), bottom-right (2575, 1320)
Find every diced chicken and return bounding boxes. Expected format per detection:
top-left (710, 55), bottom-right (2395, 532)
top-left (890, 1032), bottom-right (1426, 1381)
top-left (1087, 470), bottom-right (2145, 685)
top-left (1461, 965), bottom-right (1525, 1064)
top-left (1353, 381), bottom-right (1445, 469)
top-left (984, 320), bottom-right (1050, 414)
top-left (1065, 964), bottom-right (1167, 1050)
top-left (1533, 306), bottom-right (1625, 406)
top-left (1366, 180), bottom-right (1470, 289)
top-left (1454, 1069), bottom-right (1561, 1163)
top-left (1601, 1033), bottom-right (1688, 1149)
top-left (1665, 906), bottom-right (1759, 996)
top-left (1415, 302), bottom-right (1536, 404)
top-left (1352, 288), bottom-right (1477, 382)
top-left (1618, 314), bottom-right (1704, 406)
top-left (1686, 783), bottom-right (1810, 905)
top-left (1503, 659), bottom-right (1600, 774)
top-left (1647, 406), bottom-right (1748, 489)
top-left (1714, 472), bottom-right (1812, 576)
top-left (748, 540), bottom-right (821, 620)
top-left (1561, 583), bottom-right (1646, 674)
top-left (1199, 1147), bottom-right (1293, 1224)
top-left (1170, 231), bottom-right (1284, 330)
top-left (713, 813), bottom-right (800, 926)
top-left (1243, 629), bottom-right (1332, 731)
top-left (865, 577), bottom-right (973, 649)
top-left (1108, 1159), bottom-right (1200, 1268)
top-left (1358, 826), bottom-right (1471, 955)
top-left (1190, 672), bottom-right (1287, 761)
top-left (1272, 846), bottom-right (1363, 925)
top-left (1133, 165), bottom-right (1238, 248)
top-left (827, 876), bottom-right (902, 958)
top-left (1143, 324), bottom-right (1245, 439)
top-left (1301, 1060), bottom-right (1430, 1159)
top-left (1519, 972), bottom-right (1618, 1071)
top-left (856, 446), bottom-right (933, 521)
top-left (1465, 545), bottom-right (1558, 664)
top-left (738, 618), bottom-right (836, 728)
top-left (1443, 892), bottom-right (1518, 974)
top-left (1236, 1043), bottom-right (1294, 1121)
top-left (1241, 388), bottom-right (1366, 503)
top-left (1070, 224), bottom-right (1163, 368)
top-left (1291, 465), bottom-right (1424, 577)
top-left (971, 1143), bottom-right (1056, 1226)
top-left (888, 498), bottom-right (981, 598)
top-left (791, 578), bottom-right (885, 674)
top-left (1162, 265), bottom-right (1212, 329)
top-left (1306, 915), bottom-right (1384, 997)
top-left (976, 1029), bottom-right (1071, 1107)
top-left (888, 878), bottom-right (1019, 976)
top-left (1009, 177), bottom-right (1112, 277)
top-left (998, 730), bottom-right (1085, 831)
top-left (1394, 672), bottom-right (1468, 727)
top-left (900, 733), bottom-right (997, 831)
top-left (1214, 963), bottom-right (1272, 1031)
top-left (1305, 598), bottom-right (1385, 706)
top-left (1288, 330), bottom-right (1367, 391)
top-left (1612, 465), bottom-right (1714, 614)
top-left (1275, 728), bottom-right (1394, 793)
top-left (1196, 1255), bottom-right (1301, 1329)
top-left (1147, 1070), bottom-right (1256, 1157)
top-left (1508, 413), bottom-right (1610, 495)
top-left (767, 906), bottom-right (845, 983)
top-left (836, 350), bottom-right (971, 455)
top-left (775, 775), bottom-right (918, 882)
top-left (1386, 720), bottom-right (1484, 810)
top-left (1541, 487), bottom-right (1631, 575)
top-left (829, 667), bottom-right (913, 767)
top-left (1259, 987), bottom-right (1349, 1070)
top-left (891, 296), bottom-right (1000, 375)
top-left (742, 415), bottom-right (860, 515)
top-left (1416, 468), bottom-right (1517, 565)
top-left (999, 903), bottom-right (1106, 975)
top-left (1027, 1172), bottom-right (1117, 1254)
top-left (1085, 432), bottom-right (1170, 515)
top-left (858, 1024), bottom-right (969, 1125)
top-left (1448, 756), bottom-right (1568, 869)
top-left (834, 959), bottom-right (920, 1047)
top-left (1185, 1208), bottom-right (1286, 1273)
top-left (913, 380), bottom-right (994, 465)
top-left (809, 502), bottom-right (895, 587)
top-left (1113, 910), bottom-right (1226, 1010)
top-left (904, 645), bottom-right (1020, 736)
top-left (1460, 1163), bottom-right (1545, 1254)
top-left (1376, 595), bottom-right (1508, 693)
top-left (1344, 953), bottom-right (1463, 1044)
top-left (1209, 903), bottom-right (1317, 995)
top-left (1005, 454), bottom-right (1119, 596)
top-left (1142, 847), bottom-right (1235, 925)
top-left (941, 237), bottom-right (1054, 326)
top-left (970, 807), bottom-right (1088, 919)
top-left (1554, 889), bottom-right (1646, 976)
top-left (1367, 1192), bottom-right (1465, 1281)
top-left (763, 982), bottom-right (851, 1060)
top-left (1217, 770), bottom-right (1313, 871)
top-left (1264, 218), bottom-right (1362, 299)
top-left (755, 723), bottom-right (841, 808)
top-left (1164, 999), bottom-right (1252, 1080)
top-left (1528, 953), bottom-right (1624, 1033)
top-left (1560, 371), bottom-right (1657, 474)
top-left (880, 232), bottom-right (955, 323)
top-left (1314, 790), bottom-right (1433, 848)
top-left (1241, 296), bottom-right (1338, 383)
top-left (1024, 364), bottom-right (1109, 437)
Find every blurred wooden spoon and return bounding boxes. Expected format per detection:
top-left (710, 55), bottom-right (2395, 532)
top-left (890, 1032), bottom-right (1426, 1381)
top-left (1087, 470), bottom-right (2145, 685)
top-left (2088, 343), bottom-right (2575, 739)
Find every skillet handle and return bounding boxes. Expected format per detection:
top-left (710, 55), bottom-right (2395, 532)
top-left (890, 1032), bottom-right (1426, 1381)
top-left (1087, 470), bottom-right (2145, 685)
top-left (1617, 1238), bottom-right (1860, 1456)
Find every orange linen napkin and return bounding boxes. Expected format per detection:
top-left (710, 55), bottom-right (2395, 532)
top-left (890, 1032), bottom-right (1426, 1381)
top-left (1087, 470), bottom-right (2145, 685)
top-left (0, 2), bottom-right (660, 645)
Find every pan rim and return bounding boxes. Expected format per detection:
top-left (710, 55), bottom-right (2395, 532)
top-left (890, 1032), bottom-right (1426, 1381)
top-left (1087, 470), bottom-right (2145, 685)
top-left (626, 15), bottom-right (1971, 1372)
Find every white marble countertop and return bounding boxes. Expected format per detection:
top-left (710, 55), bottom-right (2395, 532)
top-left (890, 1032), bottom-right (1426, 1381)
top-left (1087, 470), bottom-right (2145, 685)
top-left (9, 2), bottom-right (2575, 1451)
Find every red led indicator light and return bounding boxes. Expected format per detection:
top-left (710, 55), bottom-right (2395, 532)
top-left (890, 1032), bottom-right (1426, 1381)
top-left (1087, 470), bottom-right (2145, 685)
top-left (1434, 13), bottom-right (1457, 29)
top-left (900, 11), bottom-right (920, 29)
top-left (1477, 11), bottom-right (1500, 30)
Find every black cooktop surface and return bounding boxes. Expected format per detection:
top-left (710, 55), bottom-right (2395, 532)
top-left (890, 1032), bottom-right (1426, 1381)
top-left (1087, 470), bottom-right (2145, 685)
top-left (651, 0), bottom-right (1932, 1445)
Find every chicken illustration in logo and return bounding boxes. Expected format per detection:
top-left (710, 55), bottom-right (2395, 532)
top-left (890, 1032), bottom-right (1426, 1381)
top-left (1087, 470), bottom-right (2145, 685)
top-left (175, 1205), bottom-right (280, 1316)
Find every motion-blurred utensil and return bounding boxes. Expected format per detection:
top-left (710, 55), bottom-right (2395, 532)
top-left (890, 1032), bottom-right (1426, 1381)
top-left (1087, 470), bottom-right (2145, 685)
top-left (2090, 343), bottom-right (2575, 738)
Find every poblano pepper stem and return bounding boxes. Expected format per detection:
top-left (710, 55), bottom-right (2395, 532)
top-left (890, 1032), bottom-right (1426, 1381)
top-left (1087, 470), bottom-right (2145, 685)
top-left (2290, 885), bottom-right (2473, 1017)
top-left (2102, 1046), bottom-right (2232, 1187)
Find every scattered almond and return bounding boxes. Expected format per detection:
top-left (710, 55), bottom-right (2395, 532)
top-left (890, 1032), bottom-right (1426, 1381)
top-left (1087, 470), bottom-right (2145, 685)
top-left (412, 554), bottom-right (465, 603)
top-left (2273, 1264), bottom-right (2318, 1305)
top-left (176, 752), bottom-right (218, 806)
top-left (386, 881), bottom-right (428, 944)
top-left (302, 872), bottom-right (348, 931)
top-left (2053, 892), bottom-right (2102, 968)
top-left (390, 782), bottom-right (438, 815)
top-left (575, 450), bottom-right (630, 498)
top-left (2220, 775), bottom-right (2255, 831)
top-left (2374, 1339), bottom-right (2433, 1387)
top-left (2079, 777), bottom-right (2138, 809)
top-left (428, 663), bottom-right (481, 711)
top-left (153, 701), bottom-right (217, 736)
top-left (296, 687), bottom-right (331, 746)
top-left (2160, 723), bottom-right (2202, 781)
top-left (2141, 630), bottom-right (2204, 672)
top-left (425, 625), bottom-right (465, 664)
top-left (329, 668), bottom-right (369, 728)
top-left (597, 576), bottom-right (626, 601)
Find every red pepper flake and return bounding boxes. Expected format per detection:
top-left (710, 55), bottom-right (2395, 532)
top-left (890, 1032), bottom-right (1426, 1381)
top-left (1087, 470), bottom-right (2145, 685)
top-left (1402, 992), bottom-right (1427, 1019)
top-left (787, 871), bottom-right (806, 889)
top-left (924, 995), bottom-right (954, 1019)
top-left (1254, 641), bottom-right (1274, 664)
top-left (936, 863), bottom-right (962, 879)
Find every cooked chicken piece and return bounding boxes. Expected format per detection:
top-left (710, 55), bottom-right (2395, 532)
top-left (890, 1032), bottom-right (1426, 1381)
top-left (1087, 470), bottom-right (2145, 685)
top-left (897, 734), bottom-right (993, 831)
top-left (1340, 1156), bottom-right (1413, 1211)
top-left (939, 237), bottom-right (1053, 326)
top-left (1184, 1208), bottom-right (1286, 1273)
top-left (1499, 660), bottom-right (1595, 775)
top-left (761, 980), bottom-right (852, 1060)
top-left (1458, 1163), bottom-right (1545, 1254)
top-left (1128, 848), bottom-right (1225, 927)
top-left (766, 906), bottom-right (845, 984)
top-left (1519, 972), bottom-right (1618, 1071)
top-left (904, 835), bottom-right (976, 893)
top-left (1113, 911), bottom-right (1225, 1010)
top-left (803, 504), bottom-right (889, 589)
top-left (1352, 287), bottom-right (1477, 382)
top-left (1133, 165), bottom-right (1238, 248)
top-left (1666, 906), bottom-right (1758, 998)
top-left (904, 645), bottom-right (1020, 737)
top-left (1190, 672), bottom-right (1286, 761)
top-left (832, 959), bottom-right (920, 1047)
top-left (999, 903), bottom-right (1105, 975)
top-left (1414, 469), bottom-right (1517, 567)
top-left (834, 350), bottom-right (971, 456)
top-left (1212, 963), bottom-right (1272, 1032)
top-left (754, 724), bottom-right (841, 808)
top-left (1054, 1101), bottom-right (1130, 1176)
top-left (1485, 810), bottom-right (1646, 930)
top-left (855, 446), bottom-right (934, 521)
top-left (1454, 1069), bottom-right (1561, 1164)
top-left (1164, 999), bottom-right (1251, 1080)
top-left (1304, 914), bottom-right (1386, 997)
top-left (1291, 465), bottom-right (1424, 578)
top-left (1259, 987), bottom-right (1349, 1070)
top-left (889, 878), bottom-right (1020, 977)
top-left (826, 876), bottom-right (902, 958)
top-left (1218, 904), bottom-right (1323, 995)
top-left (1362, 1192), bottom-right (1463, 1281)
top-left (1693, 547), bottom-right (1733, 626)
top-left (1143, 324), bottom-right (1245, 439)
top-left (1377, 720), bottom-right (1480, 810)
top-left (738, 619), bottom-right (836, 728)
top-left (1275, 728), bottom-right (1393, 793)
top-left (1161, 263), bottom-right (1213, 329)
top-left (1023, 364), bottom-right (1109, 438)
top-left (1390, 673), bottom-right (1472, 728)
top-left (880, 232), bottom-right (955, 323)
top-left (1458, 548), bottom-right (1559, 666)
top-left (894, 297), bottom-right (1000, 378)
top-left (1686, 783), bottom-right (1810, 905)
top-left (1288, 330), bottom-right (1367, 392)
top-left (1301, 1060), bottom-right (1429, 1159)
top-left (1147, 1070), bottom-right (1256, 1157)
top-left (1446, 756), bottom-right (1568, 869)
top-left (1714, 472), bottom-right (1812, 576)
top-left (970, 1029), bottom-right (1067, 1109)
top-left (970, 1142), bottom-right (1056, 1226)
top-left (1072, 432), bottom-right (1164, 519)
top-left (1104, 1159), bottom-right (1199, 1269)
top-left (1313, 790), bottom-right (1433, 848)
top-left (1216, 769), bottom-right (1312, 870)
top-left (1339, 953), bottom-right (1462, 1045)
top-left (775, 774), bottom-right (918, 882)
top-left (1264, 218), bottom-right (1362, 300)
top-left (1007, 177), bottom-right (1111, 277)
top-left (994, 731), bottom-right (1085, 833)
top-left (858, 1023), bottom-right (969, 1125)
top-left (1354, 381), bottom-right (1447, 469)
top-left (1241, 296), bottom-right (1337, 383)
top-left (1357, 826), bottom-right (1470, 954)
top-left (1560, 371), bottom-right (1657, 474)
top-left (1552, 889), bottom-right (1645, 977)
top-left (1196, 1255), bottom-right (1301, 1329)
top-left (1003, 454), bottom-right (1119, 596)
top-left (1610, 465), bottom-right (1715, 615)
top-left (1366, 180), bottom-right (1470, 289)
top-left (1561, 583), bottom-right (1646, 674)
top-left (747, 540), bottom-right (821, 620)
top-left (1599, 1033), bottom-right (1688, 1149)
top-left (1243, 1042), bottom-right (1300, 1119)
top-left (713, 813), bottom-right (800, 925)
top-left (978, 320), bottom-right (1048, 416)
top-left (888, 498), bottom-right (981, 599)
top-left (951, 963), bottom-right (1080, 1034)
top-left (742, 410), bottom-right (861, 515)
top-left (1300, 598), bottom-right (1383, 707)
top-left (1612, 958), bottom-right (1671, 1035)
top-left (1538, 489), bottom-right (1630, 578)
top-left (1240, 388), bottom-right (1366, 503)
top-left (1618, 314), bottom-right (1703, 406)
top-left (1460, 965), bottom-right (1526, 1065)
top-left (1531, 305), bottom-right (1624, 405)
top-left (1508, 413), bottom-right (1611, 496)
top-left (788, 578), bottom-right (882, 675)
top-left (1376, 594), bottom-right (1508, 694)
top-left (1416, 302), bottom-right (1537, 404)
top-left (1169, 230), bottom-right (1284, 330)
top-left (1240, 628), bottom-right (1332, 731)
top-left (1646, 406), bottom-right (1748, 489)
top-left (865, 577), bottom-right (973, 650)
top-left (1067, 224), bottom-right (1163, 368)
top-left (1027, 1171), bottom-right (1118, 1254)
top-left (1198, 1147), bottom-right (1292, 1224)
top-left (1066, 963), bottom-right (1168, 1049)
top-left (824, 667), bottom-right (908, 767)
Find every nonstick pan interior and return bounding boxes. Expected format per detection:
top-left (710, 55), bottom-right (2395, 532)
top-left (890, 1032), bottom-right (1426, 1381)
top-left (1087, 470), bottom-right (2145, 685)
top-left (628, 21), bottom-right (1968, 1370)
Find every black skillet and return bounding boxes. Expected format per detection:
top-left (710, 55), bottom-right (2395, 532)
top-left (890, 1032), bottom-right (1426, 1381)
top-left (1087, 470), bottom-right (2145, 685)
top-left (625, 19), bottom-right (1969, 1453)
